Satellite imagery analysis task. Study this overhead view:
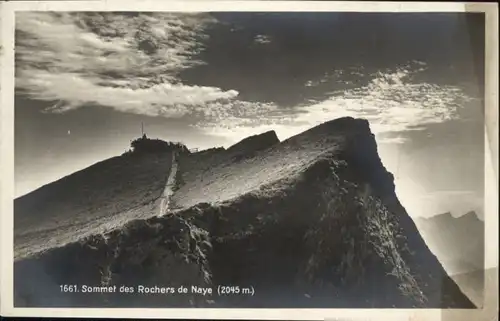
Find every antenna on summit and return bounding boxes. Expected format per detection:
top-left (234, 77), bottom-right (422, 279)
top-left (141, 122), bottom-right (146, 139)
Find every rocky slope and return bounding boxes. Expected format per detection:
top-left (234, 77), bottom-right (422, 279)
top-left (14, 117), bottom-right (475, 308)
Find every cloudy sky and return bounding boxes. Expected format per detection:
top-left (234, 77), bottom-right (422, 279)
top-left (14, 12), bottom-right (485, 219)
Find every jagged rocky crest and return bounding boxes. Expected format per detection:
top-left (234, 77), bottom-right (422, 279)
top-left (14, 117), bottom-right (475, 308)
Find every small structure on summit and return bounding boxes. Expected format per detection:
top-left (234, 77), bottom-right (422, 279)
top-left (141, 122), bottom-right (147, 139)
top-left (123, 122), bottom-right (190, 155)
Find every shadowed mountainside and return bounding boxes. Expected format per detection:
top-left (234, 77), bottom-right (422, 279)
top-left (14, 117), bottom-right (474, 308)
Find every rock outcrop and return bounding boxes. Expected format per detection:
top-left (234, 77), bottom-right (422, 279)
top-left (226, 130), bottom-right (280, 161)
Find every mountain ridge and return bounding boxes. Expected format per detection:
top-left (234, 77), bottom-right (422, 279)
top-left (14, 117), bottom-right (475, 308)
top-left (418, 210), bottom-right (481, 222)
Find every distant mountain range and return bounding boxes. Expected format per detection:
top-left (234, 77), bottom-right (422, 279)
top-left (415, 211), bottom-right (484, 276)
top-left (14, 117), bottom-right (475, 309)
top-left (414, 211), bottom-right (485, 308)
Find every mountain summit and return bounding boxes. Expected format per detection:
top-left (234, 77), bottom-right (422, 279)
top-left (14, 117), bottom-right (474, 308)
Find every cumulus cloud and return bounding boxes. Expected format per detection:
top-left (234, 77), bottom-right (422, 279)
top-left (21, 71), bottom-right (240, 117)
top-left (304, 65), bottom-right (366, 88)
top-left (15, 12), bottom-right (243, 117)
top-left (254, 34), bottom-right (272, 45)
top-left (197, 64), bottom-right (477, 145)
top-left (307, 65), bottom-right (476, 138)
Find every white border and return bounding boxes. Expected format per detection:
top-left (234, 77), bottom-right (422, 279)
top-left (1, 2), bottom-right (498, 320)
top-left (2, 1), bottom-right (470, 13)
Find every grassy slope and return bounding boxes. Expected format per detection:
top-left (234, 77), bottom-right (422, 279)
top-left (172, 122), bottom-right (347, 209)
top-left (14, 151), bottom-right (173, 260)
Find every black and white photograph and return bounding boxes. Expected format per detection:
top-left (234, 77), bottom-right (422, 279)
top-left (1, 1), bottom-right (497, 317)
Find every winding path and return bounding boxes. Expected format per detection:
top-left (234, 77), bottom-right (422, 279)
top-left (158, 151), bottom-right (178, 217)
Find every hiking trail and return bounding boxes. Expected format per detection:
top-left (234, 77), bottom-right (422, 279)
top-left (159, 151), bottom-right (178, 217)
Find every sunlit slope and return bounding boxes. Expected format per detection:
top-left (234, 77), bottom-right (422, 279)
top-left (172, 119), bottom-right (361, 209)
top-left (14, 151), bottom-right (173, 260)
